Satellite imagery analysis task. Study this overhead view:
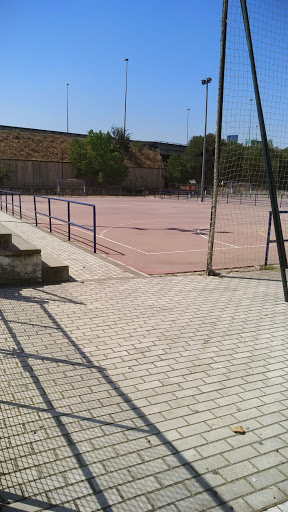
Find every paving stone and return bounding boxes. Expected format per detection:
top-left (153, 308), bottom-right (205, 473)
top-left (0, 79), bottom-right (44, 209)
top-left (252, 452), bottom-right (288, 471)
top-left (278, 502), bottom-right (288, 512)
top-left (215, 479), bottom-right (254, 501)
top-left (245, 487), bottom-right (286, 510)
top-left (247, 468), bottom-right (286, 490)
top-left (105, 494), bottom-right (153, 511)
top-left (218, 460), bottom-right (256, 482)
top-left (148, 483), bottom-right (190, 508)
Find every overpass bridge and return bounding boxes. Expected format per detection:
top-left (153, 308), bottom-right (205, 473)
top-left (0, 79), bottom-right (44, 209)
top-left (138, 140), bottom-right (187, 160)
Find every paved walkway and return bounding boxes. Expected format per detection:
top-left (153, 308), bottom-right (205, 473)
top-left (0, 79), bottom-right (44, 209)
top-left (1, 212), bottom-right (288, 512)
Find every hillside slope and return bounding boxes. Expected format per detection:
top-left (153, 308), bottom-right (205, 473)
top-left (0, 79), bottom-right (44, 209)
top-left (0, 129), bottom-right (160, 168)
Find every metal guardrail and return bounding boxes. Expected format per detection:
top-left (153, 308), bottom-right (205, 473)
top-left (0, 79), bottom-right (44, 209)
top-left (33, 195), bottom-right (96, 253)
top-left (154, 190), bottom-right (199, 200)
top-left (264, 210), bottom-right (288, 266)
top-left (0, 190), bottom-right (22, 218)
top-left (221, 192), bottom-right (288, 206)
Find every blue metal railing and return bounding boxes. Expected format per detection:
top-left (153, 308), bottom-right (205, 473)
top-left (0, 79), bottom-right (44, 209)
top-left (154, 190), bottom-right (199, 200)
top-left (0, 190), bottom-right (22, 218)
top-left (264, 210), bottom-right (288, 267)
top-left (33, 195), bottom-right (96, 253)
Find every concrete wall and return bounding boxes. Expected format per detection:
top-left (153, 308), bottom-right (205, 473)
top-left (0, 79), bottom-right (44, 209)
top-left (0, 159), bottom-right (73, 188)
top-left (123, 166), bottom-right (163, 190)
top-left (0, 159), bottom-right (164, 191)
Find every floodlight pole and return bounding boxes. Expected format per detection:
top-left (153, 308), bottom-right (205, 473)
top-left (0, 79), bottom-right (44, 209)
top-left (61, 148), bottom-right (64, 181)
top-left (201, 78), bottom-right (212, 202)
top-left (187, 108), bottom-right (191, 145)
top-left (248, 98), bottom-right (252, 143)
top-left (66, 83), bottom-right (69, 133)
top-left (124, 59), bottom-right (129, 136)
top-left (240, 0), bottom-right (288, 302)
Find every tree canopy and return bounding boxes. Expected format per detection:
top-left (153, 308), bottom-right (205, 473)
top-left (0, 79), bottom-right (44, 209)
top-left (165, 134), bottom-right (288, 192)
top-left (164, 134), bottom-right (215, 187)
top-left (0, 164), bottom-right (12, 186)
top-left (111, 125), bottom-right (131, 152)
top-left (69, 130), bottom-right (128, 186)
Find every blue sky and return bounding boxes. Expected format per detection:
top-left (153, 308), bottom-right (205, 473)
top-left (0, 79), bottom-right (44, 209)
top-left (0, 1), bottom-right (222, 144)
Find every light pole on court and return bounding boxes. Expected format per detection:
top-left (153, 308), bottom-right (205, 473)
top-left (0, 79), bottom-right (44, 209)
top-left (66, 83), bottom-right (69, 133)
top-left (248, 97), bottom-right (253, 143)
top-left (124, 59), bottom-right (129, 136)
top-left (200, 77), bottom-right (212, 202)
top-left (186, 108), bottom-right (191, 145)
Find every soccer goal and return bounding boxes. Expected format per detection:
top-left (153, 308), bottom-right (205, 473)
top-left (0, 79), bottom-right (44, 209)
top-left (57, 178), bottom-right (86, 198)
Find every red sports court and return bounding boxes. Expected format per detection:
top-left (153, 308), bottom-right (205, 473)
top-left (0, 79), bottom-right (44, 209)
top-left (16, 194), bottom-right (286, 275)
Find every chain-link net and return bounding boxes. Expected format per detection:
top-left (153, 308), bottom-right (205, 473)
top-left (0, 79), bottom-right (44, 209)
top-left (211, 0), bottom-right (288, 271)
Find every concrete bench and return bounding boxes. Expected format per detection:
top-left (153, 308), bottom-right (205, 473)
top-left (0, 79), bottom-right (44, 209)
top-left (0, 234), bottom-right (42, 285)
top-left (0, 222), bottom-right (70, 285)
top-left (41, 252), bottom-right (69, 283)
top-left (0, 224), bottom-right (13, 249)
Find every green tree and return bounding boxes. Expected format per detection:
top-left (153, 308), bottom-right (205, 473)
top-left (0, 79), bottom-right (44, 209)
top-left (69, 130), bottom-right (128, 186)
top-left (182, 134), bottom-right (215, 186)
top-left (111, 125), bottom-right (131, 152)
top-left (241, 144), bottom-right (266, 187)
top-left (220, 139), bottom-right (245, 185)
top-left (278, 148), bottom-right (288, 190)
top-left (164, 155), bottom-right (182, 185)
top-left (0, 164), bottom-right (12, 186)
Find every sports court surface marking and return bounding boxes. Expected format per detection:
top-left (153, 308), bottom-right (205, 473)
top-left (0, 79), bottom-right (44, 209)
top-left (19, 196), bottom-right (280, 275)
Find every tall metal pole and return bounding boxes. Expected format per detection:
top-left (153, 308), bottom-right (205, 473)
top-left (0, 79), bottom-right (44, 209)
top-left (186, 108), bottom-right (191, 145)
top-left (159, 150), bottom-right (162, 193)
top-left (201, 78), bottom-right (211, 202)
top-left (124, 59), bottom-right (129, 136)
top-left (206, 0), bottom-right (228, 274)
top-left (240, 0), bottom-right (288, 302)
top-left (66, 83), bottom-right (69, 133)
top-left (61, 148), bottom-right (64, 182)
top-left (248, 98), bottom-right (252, 143)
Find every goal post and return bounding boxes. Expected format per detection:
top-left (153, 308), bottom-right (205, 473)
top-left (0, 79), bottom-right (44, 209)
top-left (57, 178), bottom-right (86, 198)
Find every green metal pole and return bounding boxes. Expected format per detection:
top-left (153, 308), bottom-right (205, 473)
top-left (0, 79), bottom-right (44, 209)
top-left (206, 0), bottom-right (228, 275)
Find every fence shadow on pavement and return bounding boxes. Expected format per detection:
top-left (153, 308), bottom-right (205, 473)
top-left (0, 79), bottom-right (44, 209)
top-left (0, 286), bottom-right (232, 511)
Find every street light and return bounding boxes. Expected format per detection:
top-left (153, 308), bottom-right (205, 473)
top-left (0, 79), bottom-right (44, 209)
top-left (248, 98), bottom-right (253, 143)
top-left (123, 59), bottom-right (129, 136)
top-left (186, 108), bottom-right (191, 145)
top-left (66, 83), bottom-right (69, 133)
top-left (200, 77), bottom-right (212, 202)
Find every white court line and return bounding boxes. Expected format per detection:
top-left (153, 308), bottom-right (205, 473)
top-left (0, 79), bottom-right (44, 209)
top-left (73, 228), bottom-right (267, 255)
top-left (197, 226), bottom-right (239, 247)
top-left (99, 220), bottom-right (144, 237)
top-left (20, 210), bottom-right (268, 255)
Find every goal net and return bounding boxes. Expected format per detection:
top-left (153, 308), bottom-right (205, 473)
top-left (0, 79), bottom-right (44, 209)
top-left (210, 0), bottom-right (288, 272)
top-left (57, 178), bottom-right (86, 198)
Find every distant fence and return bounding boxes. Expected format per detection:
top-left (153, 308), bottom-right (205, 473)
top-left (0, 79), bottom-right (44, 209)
top-left (0, 159), bottom-right (73, 188)
top-left (0, 159), bottom-right (163, 192)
